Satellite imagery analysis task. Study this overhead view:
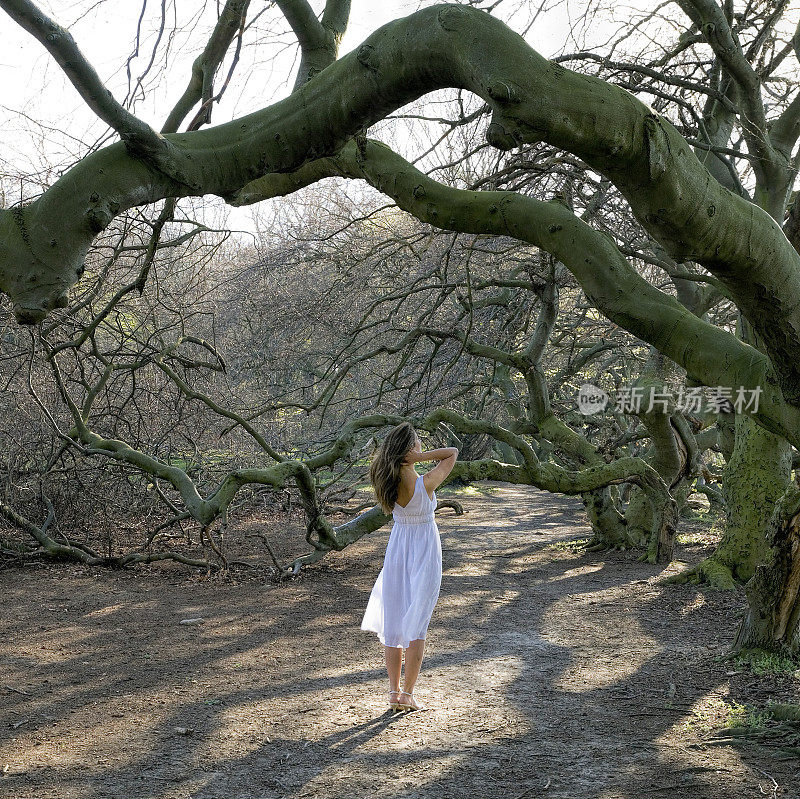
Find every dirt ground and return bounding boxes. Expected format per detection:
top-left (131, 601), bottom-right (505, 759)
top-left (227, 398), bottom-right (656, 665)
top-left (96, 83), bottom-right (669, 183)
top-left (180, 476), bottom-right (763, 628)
top-left (2, 483), bottom-right (799, 799)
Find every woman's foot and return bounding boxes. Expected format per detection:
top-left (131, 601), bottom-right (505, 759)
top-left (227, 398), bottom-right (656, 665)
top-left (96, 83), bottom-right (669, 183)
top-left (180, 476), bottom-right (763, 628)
top-left (388, 689), bottom-right (402, 710)
top-left (398, 690), bottom-right (422, 711)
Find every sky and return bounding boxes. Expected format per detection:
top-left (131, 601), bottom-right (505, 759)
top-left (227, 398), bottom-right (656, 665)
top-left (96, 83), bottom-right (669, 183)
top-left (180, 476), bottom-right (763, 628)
top-left (0, 3), bottom-right (467, 224)
top-left (1, 1), bottom-right (429, 128)
top-left (0, 1), bottom-right (575, 229)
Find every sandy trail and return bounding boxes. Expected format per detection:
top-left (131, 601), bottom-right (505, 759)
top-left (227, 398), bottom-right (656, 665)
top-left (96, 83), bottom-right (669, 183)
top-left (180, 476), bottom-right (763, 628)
top-left (1, 483), bottom-right (798, 798)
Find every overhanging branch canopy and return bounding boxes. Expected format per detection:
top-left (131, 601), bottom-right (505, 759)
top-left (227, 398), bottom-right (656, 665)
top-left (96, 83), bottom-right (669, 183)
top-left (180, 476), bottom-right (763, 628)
top-left (2, 4), bottom-right (800, 409)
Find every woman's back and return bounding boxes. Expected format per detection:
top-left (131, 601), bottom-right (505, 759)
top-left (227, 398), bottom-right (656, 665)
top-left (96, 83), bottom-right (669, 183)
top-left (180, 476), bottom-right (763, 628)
top-left (392, 474), bottom-right (436, 524)
top-left (394, 470), bottom-right (423, 508)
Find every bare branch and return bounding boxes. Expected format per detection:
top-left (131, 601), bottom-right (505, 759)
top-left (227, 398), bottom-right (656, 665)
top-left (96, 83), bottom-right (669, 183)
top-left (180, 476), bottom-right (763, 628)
top-left (771, 17), bottom-right (800, 156)
top-left (675, 0), bottom-right (779, 174)
top-left (162, 0), bottom-right (252, 133)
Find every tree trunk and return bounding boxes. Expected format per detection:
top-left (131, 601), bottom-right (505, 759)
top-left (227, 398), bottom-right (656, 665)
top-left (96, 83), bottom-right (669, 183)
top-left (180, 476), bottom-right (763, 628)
top-left (720, 415), bottom-right (792, 577)
top-left (608, 351), bottom-right (686, 555)
top-left (624, 412), bottom-right (684, 546)
top-left (733, 484), bottom-right (800, 656)
top-left (671, 413), bottom-right (792, 588)
top-left (583, 487), bottom-right (630, 549)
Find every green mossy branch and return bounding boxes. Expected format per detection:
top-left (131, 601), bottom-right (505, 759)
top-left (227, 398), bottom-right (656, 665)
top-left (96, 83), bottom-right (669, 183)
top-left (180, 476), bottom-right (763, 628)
top-left (3, 4), bottom-right (800, 411)
top-left (20, 399), bottom-right (677, 571)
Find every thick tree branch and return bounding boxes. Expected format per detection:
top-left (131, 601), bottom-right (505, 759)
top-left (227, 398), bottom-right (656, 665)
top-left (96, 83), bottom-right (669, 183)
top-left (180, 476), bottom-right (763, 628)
top-left (285, 407), bottom-right (678, 570)
top-left (276, 0), bottom-right (350, 89)
top-left (676, 0), bottom-right (794, 206)
top-left (676, 0), bottom-right (767, 138)
top-left (3, 3), bottom-right (800, 408)
top-left (321, 0), bottom-right (351, 35)
top-left (162, 0), bottom-right (251, 133)
top-left (275, 0), bottom-right (324, 49)
top-left (234, 138), bottom-right (800, 449)
top-left (771, 91), bottom-right (800, 158)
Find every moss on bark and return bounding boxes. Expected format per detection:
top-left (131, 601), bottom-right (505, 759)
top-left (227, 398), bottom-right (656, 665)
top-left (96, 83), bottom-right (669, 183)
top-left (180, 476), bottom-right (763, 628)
top-left (669, 414), bottom-right (792, 589)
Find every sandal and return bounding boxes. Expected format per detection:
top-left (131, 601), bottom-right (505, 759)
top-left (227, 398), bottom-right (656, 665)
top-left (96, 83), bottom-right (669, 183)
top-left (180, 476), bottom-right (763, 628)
top-left (388, 690), bottom-right (403, 711)
top-left (397, 690), bottom-right (424, 711)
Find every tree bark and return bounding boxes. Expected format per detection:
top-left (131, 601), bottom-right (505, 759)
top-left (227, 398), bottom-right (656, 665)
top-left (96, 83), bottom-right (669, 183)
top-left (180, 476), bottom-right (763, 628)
top-left (734, 483), bottom-right (800, 655)
top-left (672, 414), bottom-right (792, 588)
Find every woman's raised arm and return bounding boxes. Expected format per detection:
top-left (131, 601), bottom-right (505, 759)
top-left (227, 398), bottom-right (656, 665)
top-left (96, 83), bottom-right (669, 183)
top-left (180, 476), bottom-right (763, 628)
top-left (407, 448), bottom-right (458, 494)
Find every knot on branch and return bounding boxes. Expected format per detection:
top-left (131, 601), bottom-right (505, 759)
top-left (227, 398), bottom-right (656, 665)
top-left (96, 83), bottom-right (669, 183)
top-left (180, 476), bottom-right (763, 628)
top-left (486, 82), bottom-right (521, 105)
top-left (85, 203), bottom-right (114, 234)
top-left (701, 22), bottom-right (717, 42)
top-left (486, 119), bottom-right (518, 151)
top-left (357, 44), bottom-right (380, 73)
top-left (84, 195), bottom-right (123, 234)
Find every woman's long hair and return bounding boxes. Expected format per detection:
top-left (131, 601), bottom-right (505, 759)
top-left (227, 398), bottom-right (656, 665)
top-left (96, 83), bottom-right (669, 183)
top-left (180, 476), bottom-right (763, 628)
top-left (370, 422), bottom-right (416, 513)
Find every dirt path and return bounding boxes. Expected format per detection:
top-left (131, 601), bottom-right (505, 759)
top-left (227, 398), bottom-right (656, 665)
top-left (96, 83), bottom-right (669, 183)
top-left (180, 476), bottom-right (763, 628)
top-left (1, 483), bottom-right (798, 799)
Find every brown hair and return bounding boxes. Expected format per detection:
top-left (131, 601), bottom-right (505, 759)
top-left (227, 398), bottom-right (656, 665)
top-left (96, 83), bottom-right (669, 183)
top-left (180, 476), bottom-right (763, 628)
top-left (369, 422), bottom-right (416, 514)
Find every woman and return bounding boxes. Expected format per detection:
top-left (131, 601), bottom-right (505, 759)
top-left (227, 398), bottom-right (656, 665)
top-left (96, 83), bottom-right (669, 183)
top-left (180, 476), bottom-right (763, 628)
top-left (360, 421), bottom-right (458, 712)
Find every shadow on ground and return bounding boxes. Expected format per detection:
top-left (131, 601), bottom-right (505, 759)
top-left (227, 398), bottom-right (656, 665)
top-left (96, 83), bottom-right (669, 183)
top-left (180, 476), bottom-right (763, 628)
top-left (1, 483), bottom-right (798, 798)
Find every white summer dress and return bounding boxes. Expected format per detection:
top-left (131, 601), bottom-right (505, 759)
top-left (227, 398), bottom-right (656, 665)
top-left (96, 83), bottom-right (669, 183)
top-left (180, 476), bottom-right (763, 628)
top-left (361, 473), bottom-right (443, 648)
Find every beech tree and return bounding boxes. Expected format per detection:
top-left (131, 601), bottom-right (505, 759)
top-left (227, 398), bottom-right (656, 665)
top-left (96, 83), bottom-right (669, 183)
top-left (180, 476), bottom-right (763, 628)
top-left (2, 0), bottom-right (800, 653)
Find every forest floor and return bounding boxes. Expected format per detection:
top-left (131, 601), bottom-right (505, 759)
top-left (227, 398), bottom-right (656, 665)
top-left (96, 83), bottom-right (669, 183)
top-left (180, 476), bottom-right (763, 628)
top-left (1, 482), bottom-right (799, 799)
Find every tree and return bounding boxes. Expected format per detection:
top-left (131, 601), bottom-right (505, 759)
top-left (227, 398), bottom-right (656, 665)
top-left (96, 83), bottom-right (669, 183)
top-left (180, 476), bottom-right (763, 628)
top-left (2, 0), bottom-right (800, 651)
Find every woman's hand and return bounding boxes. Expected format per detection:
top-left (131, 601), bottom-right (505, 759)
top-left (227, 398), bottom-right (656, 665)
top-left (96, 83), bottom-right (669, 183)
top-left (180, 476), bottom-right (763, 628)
top-left (402, 432), bottom-right (424, 465)
top-left (421, 447), bottom-right (458, 493)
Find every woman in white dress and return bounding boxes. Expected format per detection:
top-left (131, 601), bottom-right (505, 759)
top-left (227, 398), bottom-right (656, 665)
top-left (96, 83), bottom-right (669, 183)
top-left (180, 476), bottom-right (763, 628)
top-left (360, 422), bottom-right (458, 712)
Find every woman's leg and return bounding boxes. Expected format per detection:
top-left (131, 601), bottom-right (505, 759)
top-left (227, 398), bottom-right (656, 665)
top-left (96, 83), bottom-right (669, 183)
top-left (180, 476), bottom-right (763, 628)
top-left (400, 638), bottom-right (426, 708)
top-left (385, 645), bottom-right (402, 704)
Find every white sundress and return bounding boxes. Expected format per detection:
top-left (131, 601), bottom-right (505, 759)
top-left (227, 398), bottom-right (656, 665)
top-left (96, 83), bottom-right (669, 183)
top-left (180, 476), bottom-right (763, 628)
top-left (361, 473), bottom-right (443, 648)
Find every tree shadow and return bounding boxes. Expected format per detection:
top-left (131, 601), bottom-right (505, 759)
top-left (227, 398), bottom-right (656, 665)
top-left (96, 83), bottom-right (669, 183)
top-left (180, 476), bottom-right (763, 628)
top-left (1, 483), bottom-right (794, 798)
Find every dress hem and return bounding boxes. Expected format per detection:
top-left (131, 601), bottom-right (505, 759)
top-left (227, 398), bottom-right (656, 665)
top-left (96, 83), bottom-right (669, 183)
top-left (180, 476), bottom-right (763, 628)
top-left (361, 627), bottom-right (428, 649)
